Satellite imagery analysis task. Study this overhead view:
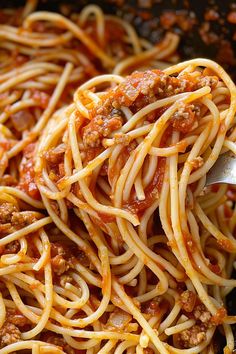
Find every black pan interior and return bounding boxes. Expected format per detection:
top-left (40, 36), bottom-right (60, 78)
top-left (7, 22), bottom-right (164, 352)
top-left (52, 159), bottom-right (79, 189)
top-left (2, 0), bottom-right (236, 76)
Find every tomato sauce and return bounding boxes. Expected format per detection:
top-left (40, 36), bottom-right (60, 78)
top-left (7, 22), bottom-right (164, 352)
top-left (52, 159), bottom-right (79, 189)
top-left (124, 157), bottom-right (166, 215)
top-left (211, 307), bottom-right (227, 325)
top-left (18, 144), bottom-right (40, 200)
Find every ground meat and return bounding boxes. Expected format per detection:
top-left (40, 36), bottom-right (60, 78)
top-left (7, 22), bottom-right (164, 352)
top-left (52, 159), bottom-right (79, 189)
top-left (171, 103), bottom-right (198, 133)
top-left (6, 308), bottom-right (30, 327)
top-left (51, 242), bottom-right (71, 276)
top-left (112, 70), bottom-right (190, 109)
top-left (40, 333), bottom-right (76, 354)
top-left (0, 322), bottom-right (21, 348)
top-left (216, 40), bottom-right (235, 67)
top-left (44, 143), bottom-right (66, 164)
top-left (51, 243), bottom-right (67, 258)
top-left (11, 211), bottom-right (38, 228)
top-left (51, 255), bottom-right (70, 275)
top-left (18, 150), bottom-right (40, 200)
top-left (142, 298), bottom-right (161, 315)
top-left (82, 69), bottom-right (205, 150)
top-left (179, 324), bottom-right (206, 348)
top-left (180, 290), bottom-right (197, 313)
top-left (189, 157), bottom-right (204, 170)
top-left (0, 223), bottom-right (12, 235)
top-left (0, 203), bottom-right (17, 224)
top-left (59, 274), bottom-right (73, 287)
top-left (50, 242), bottom-right (76, 275)
top-left (83, 108), bottom-right (124, 148)
top-left (3, 241), bottom-right (20, 254)
top-left (193, 304), bottom-right (212, 324)
top-left (199, 76), bottom-right (218, 89)
top-left (113, 133), bottom-right (131, 146)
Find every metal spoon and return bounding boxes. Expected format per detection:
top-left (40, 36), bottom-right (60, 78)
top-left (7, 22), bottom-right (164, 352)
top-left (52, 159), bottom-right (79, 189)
top-left (206, 151), bottom-right (236, 186)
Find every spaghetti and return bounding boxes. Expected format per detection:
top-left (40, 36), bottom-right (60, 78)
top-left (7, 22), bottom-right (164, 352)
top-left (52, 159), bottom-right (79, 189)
top-left (1, 1), bottom-right (236, 354)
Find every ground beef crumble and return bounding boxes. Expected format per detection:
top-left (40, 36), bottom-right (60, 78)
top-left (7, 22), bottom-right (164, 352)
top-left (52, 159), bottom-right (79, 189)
top-left (51, 242), bottom-right (75, 275)
top-left (178, 293), bottom-right (214, 348)
top-left (83, 108), bottom-right (124, 148)
top-left (44, 143), bottom-right (66, 164)
top-left (193, 304), bottom-right (212, 324)
top-left (11, 211), bottom-right (38, 228)
top-left (51, 254), bottom-right (70, 275)
top-left (1, 240), bottom-right (20, 255)
top-left (6, 308), bottom-right (30, 327)
top-left (0, 322), bottom-right (21, 348)
top-left (0, 201), bottom-right (40, 238)
top-left (0, 203), bottom-right (17, 224)
top-left (179, 324), bottom-right (207, 348)
top-left (82, 69), bottom-right (215, 150)
top-left (142, 298), bottom-right (162, 316)
top-left (180, 290), bottom-right (197, 313)
top-left (40, 333), bottom-right (76, 354)
top-left (170, 103), bottom-right (200, 133)
top-left (0, 309), bottom-right (30, 348)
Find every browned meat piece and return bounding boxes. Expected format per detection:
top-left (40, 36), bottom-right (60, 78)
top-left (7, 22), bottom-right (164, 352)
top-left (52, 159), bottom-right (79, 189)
top-left (0, 322), bottom-right (21, 348)
top-left (3, 241), bottom-right (20, 254)
top-left (180, 290), bottom-right (197, 313)
top-left (199, 76), bottom-right (218, 88)
top-left (11, 211), bottom-right (38, 228)
top-left (0, 203), bottom-right (17, 224)
top-left (59, 274), bottom-right (73, 287)
top-left (142, 298), bottom-right (161, 316)
top-left (228, 11), bottom-right (236, 24)
top-left (40, 333), bottom-right (76, 354)
top-left (83, 109), bottom-right (123, 148)
top-left (189, 157), bottom-right (204, 170)
top-left (51, 255), bottom-right (69, 275)
top-left (171, 103), bottom-right (200, 133)
top-left (82, 69), bottom-right (205, 150)
top-left (51, 243), bottom-right (67, 258)
top-left (179, 324), bottom-right (206, 348)
top-left (193, 304), bottom-right (211, 324)
top-left (44, 143), bottom-right (66, 164)
top-left (6, 308), bottom-right (30, 327)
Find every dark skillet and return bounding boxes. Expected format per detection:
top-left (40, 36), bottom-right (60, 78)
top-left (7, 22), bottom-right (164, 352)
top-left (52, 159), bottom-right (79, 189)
top-left (2, 0), bottom-right (236, 352)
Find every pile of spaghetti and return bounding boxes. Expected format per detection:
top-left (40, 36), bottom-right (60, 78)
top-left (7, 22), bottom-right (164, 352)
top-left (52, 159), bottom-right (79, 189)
top-left (1, 1), bottom-right (236, 354)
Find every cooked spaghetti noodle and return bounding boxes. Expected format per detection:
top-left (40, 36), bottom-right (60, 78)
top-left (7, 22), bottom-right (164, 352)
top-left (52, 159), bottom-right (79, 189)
top-left (1, 1), bottom-right (236, 354)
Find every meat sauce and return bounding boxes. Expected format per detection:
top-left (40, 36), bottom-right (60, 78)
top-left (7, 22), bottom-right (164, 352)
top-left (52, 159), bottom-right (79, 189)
top-left (18, 143), bottom-right (40, 200)
top-left (78, 69), bottom-right (218, 217)
top-left (82, 69), bottom-right (200, 152)
top-left (124, 157), bottom-right (166, 215)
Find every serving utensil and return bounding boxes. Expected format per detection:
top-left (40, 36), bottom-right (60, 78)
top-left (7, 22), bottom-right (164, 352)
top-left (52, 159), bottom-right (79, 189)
top-left (206, 151), bottom-right (236, 186)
